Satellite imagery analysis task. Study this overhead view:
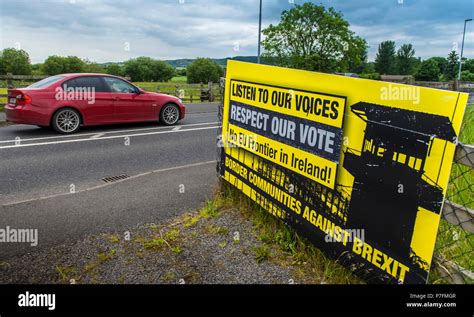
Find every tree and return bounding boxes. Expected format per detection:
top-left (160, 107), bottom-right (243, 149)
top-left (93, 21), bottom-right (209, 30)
top-left (41, 56), bottom-right (85, 75)
top-left (445, 50), bottom-right (459, 80)
top-left (261, 3), bottom-right (367, 73)
top-left (374, 41), bottom-right (396, 74)
top-left (41, 56), bottom-right (66, 75)
top-left (415, 59), bottom-right (440, 81)
top-left (463, 58), bottom-right (474, 73)
top-left (186, 58), bottom-right (223, 84)
top-left (0, 48), bottom-right (32, 75)
top-left (429, 57), bottom-right (448, 76)
top-left (65, 56), bottom-right (84, 73)
top-left (460, 70), bottom-right (474, 81)
top-left (82, 61), bottom-right (106, 73)
top-left (176, 68), bottom-right (187, 76)
top-left (396, 44), bottom-right (415, 75)
top-left (151, 61), bottom-right (175, 82)
top-left (106, 64), bottom-right (123, 76)
top-left (123, 57), bottom-right (174, 82)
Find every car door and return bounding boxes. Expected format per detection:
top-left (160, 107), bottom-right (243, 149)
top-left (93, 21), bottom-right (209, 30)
top-left (102, 77), bottom-right (154, 122)
top-left (62, 76), bottom-right (115, 124)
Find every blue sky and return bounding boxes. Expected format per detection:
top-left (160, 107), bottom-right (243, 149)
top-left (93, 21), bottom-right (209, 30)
top-left (0, 0), bottom-right (472, 63)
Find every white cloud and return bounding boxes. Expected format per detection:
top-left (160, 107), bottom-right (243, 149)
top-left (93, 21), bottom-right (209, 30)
top-left (0, 0), bottom-right (472, 63)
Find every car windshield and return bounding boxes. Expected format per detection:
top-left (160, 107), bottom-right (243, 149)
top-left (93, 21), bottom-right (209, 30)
top-left (27, 75), bottom-right (66, 88)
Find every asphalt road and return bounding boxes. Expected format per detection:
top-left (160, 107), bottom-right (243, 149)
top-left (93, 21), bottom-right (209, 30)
top-left (0, 103), bottom-right (220, 259)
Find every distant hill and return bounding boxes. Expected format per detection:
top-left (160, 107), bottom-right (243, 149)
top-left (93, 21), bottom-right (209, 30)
top-left (99, 56), bottom-right (260, 69)
top-left (165, 56), bottom-right (258, 68)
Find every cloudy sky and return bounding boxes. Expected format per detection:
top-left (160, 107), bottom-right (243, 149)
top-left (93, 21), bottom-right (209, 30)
top-left (0, 0), bottom-right (472, 64)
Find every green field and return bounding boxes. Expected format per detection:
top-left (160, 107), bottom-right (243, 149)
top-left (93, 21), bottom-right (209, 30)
top-left (133, 81), bottom-right (220, 102)
top-left (171, 75), bottom-right (187, 83)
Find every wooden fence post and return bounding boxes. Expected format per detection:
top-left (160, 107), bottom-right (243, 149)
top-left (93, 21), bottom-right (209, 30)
top-left (208, 81), bottom-right (214, 102)
top-left (6, 73), bottom-right (14, 89)
top-left (453, 79), bottom-right (459, 91)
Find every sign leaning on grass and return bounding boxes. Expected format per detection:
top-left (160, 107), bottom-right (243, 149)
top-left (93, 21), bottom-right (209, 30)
top-left (218, 60), bottom-right (469, 284)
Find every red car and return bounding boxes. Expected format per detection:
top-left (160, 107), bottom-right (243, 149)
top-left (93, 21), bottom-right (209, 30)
top-left (5, 74), bottom-right (186, 134)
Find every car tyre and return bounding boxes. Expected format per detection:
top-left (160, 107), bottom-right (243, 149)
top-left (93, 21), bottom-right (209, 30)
top-left (160, 103), bottom-right (180, 126)
top-left (52, 108), bottom-right (81, 134)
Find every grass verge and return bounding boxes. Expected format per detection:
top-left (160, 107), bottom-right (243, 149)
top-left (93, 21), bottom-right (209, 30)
top-left (216, 181), bottom-right (363, 284)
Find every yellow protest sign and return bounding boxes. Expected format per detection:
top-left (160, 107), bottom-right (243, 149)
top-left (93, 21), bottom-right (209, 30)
top-left (219, 60), bottom-right (469, 284)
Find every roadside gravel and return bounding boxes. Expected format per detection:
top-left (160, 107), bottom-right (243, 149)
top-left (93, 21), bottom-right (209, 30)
top-left (0, 204), bottom-right (295, 284)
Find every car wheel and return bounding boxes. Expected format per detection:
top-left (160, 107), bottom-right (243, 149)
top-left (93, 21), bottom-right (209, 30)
top-left (160, 103), bottom-right (180, 125)
top-left (52, 108), bottom-right (81, 134)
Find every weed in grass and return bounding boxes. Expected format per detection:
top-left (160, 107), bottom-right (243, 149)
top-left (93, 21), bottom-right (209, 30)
top-left (147, 224), bottom-right (159, 231)
top-left (96, 249), bottom-right (116, 262)
top-left (205, 225), bottom-right (229, 235)
top-left (254, 245), bottom-right (272, 263)
top-left (219, 241), bottom-right (228, 249)
top-left (142, 238), bottom-right (166, 250)
top-left (162, 271), bottom-right (176, 282)
top-left (183, 214), bottom-right (200, 227)
top-left (104, 233), bottom-right (120, 244)
top-left (200, 200), bottom-right (220, 218)
top-left (56, 266), bottom-right (77, 283)
top-left (165, 229), bottom-right (180, 242)
top-left (171, 246), bottom-right (183, 254)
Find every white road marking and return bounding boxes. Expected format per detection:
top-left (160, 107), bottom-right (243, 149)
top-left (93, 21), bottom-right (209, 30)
top-left (172, 126), bottom-right (181, 131)
top-left (90, 133), bottom-right (104, 139)
top-left (0, 121), bottom-right (218, 144)
top-left (1, 160), bottom-right (217, 206)
top-left (0, 125), bottom-right (220, 149)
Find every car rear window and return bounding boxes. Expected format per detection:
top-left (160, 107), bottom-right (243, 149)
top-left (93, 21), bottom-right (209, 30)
top-left (27, 75), bottom-right (66, 88)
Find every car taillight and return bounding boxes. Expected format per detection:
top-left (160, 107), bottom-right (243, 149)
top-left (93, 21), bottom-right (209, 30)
top-left (16, 94), bottom-right (32, 106)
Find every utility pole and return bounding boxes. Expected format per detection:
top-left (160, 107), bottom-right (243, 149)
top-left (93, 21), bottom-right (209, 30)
top-left (458, 18), bottom-right (472, 81)
top-left (257, 0), bottom-right (262, 64)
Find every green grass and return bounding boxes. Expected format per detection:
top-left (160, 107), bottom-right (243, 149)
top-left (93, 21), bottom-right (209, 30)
top-left (254, 245), bottom-right (272, 263)
top-left (219, 182), bottom-right (362, 284)
top-left (171, 76), bottom-right (187, 83)
top-left (133, 81), bottom-right (221, 102)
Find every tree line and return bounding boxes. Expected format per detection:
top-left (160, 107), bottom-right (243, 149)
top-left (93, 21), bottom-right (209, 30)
top-left (0, 48), bottom-right (224, 84)
top-left (370, 41), bottom-right (472, 81)
top-left (261, 3), bottom-right (473, 81)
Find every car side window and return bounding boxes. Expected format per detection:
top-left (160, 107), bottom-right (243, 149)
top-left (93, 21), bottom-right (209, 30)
top-left (62, 76), bottom-right (109, 92)
top-left (103, 77), bottom-right (137, 94)
top-left (62, 79), bottom-right (77, 91)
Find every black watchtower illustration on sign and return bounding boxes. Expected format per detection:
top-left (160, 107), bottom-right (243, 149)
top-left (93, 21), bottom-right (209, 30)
top-left (342, 102), bottom-right (456, 261)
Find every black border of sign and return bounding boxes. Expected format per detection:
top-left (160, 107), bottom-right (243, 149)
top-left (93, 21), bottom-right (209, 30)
top-left (226, 78), bottom-right (349, 190)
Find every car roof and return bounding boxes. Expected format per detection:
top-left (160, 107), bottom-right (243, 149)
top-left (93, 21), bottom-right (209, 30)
top-left (58, 73), bottom-right (123, 79)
